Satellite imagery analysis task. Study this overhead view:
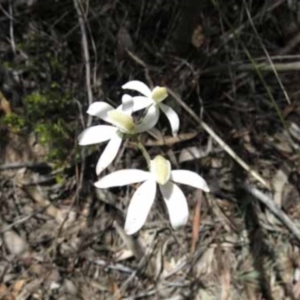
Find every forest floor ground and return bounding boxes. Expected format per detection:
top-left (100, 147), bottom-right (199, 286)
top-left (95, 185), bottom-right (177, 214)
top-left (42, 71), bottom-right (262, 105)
top-left (1, 1), bottom-right (300, 299)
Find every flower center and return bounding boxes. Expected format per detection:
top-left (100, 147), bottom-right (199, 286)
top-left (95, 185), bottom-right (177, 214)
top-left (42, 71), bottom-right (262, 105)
top-left (107, 110), bottom-right (135, 133)
top-left (151, 87), bottom-right (168, 103)
top-left (150, 155), bottom-right (171, 185)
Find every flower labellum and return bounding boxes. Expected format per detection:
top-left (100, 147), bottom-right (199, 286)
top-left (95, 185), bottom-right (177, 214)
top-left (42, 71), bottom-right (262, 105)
top-left (107, 110), bottom-right (135, 133)
top-left (151, 87), bottom-right (168, 103)
top-left (150, 155), bottom-right (171, 185)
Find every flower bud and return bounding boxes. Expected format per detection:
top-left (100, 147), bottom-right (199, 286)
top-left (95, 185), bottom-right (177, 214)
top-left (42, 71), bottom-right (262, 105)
top-left (150, 155), bottom-right (171, 185)
top-left (151, 87), bottom-right (168, 103)
top-left (107, 110), bottom-right (135, 133)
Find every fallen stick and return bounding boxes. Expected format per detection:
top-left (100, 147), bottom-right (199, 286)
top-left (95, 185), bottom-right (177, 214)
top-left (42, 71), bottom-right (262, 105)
top-left (168, 88), bottom-right (270, 189)
top-left (243, 184), bottom-right (300, 243)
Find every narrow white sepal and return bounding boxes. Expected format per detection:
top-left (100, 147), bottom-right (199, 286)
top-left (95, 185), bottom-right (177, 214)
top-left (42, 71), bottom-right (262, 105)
top-left (96, 133), bottom-right (122, 175)
top-left (131, 96), bottom-right (154, 111)
top-left (94, 169), bottom-right (151, 188)
top-left (122, 80), bottom-right (152, 97)
top-left (87, 102), bottom-right (114, 122)
top-left (171, 170), bottom-right (210, 192)
top-left (125, 179), bottom-right (157, 235)
top-left (159, 103), bottom-right (180, 136)
top-left (159, 181), bottom-right (189, 230)
top-left (78, 125), bottom-right (117, 145)
top-left (135, 105), bottom-right (160, 133)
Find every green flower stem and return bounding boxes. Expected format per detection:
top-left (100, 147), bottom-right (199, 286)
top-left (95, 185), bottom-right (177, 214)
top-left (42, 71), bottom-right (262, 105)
top-left (137, 139), bottom-right (151, 169)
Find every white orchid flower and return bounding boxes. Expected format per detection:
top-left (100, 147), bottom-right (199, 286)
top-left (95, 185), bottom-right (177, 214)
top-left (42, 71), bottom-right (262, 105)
top-left (78, 95), bottom-right (155, 175)
top-left (122, 80), bottom-right (180, 136)
top-left (94, 155), bottom-right (209, 235)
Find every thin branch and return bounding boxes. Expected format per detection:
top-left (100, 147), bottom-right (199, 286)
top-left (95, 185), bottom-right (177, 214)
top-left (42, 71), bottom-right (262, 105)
top-left (218, 0), bottom-right (285, 47)
top-left (73, 0), bottom-right (93, 195)
top-left (8, 0), bottom-right (16, 54)
top-left (243, 184), bottom-right (300, 243)
top-left (236, 61), bottom-right (300, 72)
top-left (203, 61), bottom-right (300, 74)
top-left (168, 88), bottom-right (270, 189)
top-left (0, 162), bottom-right (48, 171)
top-left (244, 1), bottom-right (290, 104)
top-left (89, 258), bottom-right (135, 274)
top-left (73, 0), bottom-right (93, 127)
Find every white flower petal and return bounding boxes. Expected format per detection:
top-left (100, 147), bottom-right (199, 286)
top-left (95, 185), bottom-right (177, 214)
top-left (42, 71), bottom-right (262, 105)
top-left (94, 169), bottom-right (152, 188)
top-left (159, 103), bottom-right (180, 136)
top-left (171, 170), bottom-right (210, 192)
top-left (131, 96), bottom-right (154, 111)
top-left (122, 80), bottom-right (152, 97)
top-left (125, 179), bottom-right (157, 235)
top-left (96, 133), bottom-right (123, 175)
top-left (87, 102), bottom-right (114, 122)
top-left (135, 105), bottom-right (160, 133)
top-left (159, 181), bottom-right (189, 230)
top-left (78, 125), bottom-right (117, 145)
top-left (116, 94), bottom-right (134, 116)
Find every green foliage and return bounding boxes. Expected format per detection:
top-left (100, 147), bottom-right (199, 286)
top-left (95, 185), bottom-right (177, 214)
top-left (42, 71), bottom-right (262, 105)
top-left (1, 37), bottom-right (77, 166)
top-left (3, 61), bottom-right (12, 69)
top-left (24, 92), bottom-right (48, 118)
top-left (0, 85), bottom-right (75, 164)
top-left (24, 89), bottom-right (72, 119)
top-left (55, 173), bottom-right (65, 185)
top-left (23, 89), bottom-right (74, 163)
top-left (34, 120), bottom-right (65, 143)
top-left (2, 113), bottom-right (25, 133)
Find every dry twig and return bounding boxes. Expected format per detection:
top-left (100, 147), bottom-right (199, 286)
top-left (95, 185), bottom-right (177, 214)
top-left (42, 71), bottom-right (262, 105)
top-left (73, 0), bottom-right (93, 199)
top-left (243, 184), bottom-right (300, 243)
top-left (8, 0), bottom-right (16, 54)
top-left (244, 1), bottom-right (290, 104)
top-left (168, 88), bottom-right (270, 189)
top-left (0, 162), bottom-right (47, 171)
top-left (191, 190), bottom-right (202, 254)
top-left (73, 0), bottom-right (93, 126)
